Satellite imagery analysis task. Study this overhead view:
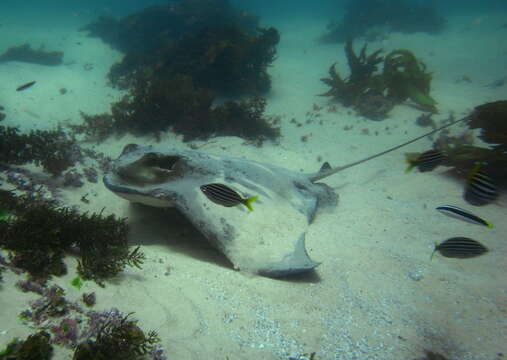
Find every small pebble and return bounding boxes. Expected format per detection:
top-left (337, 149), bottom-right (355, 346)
top-left (408, 269), bottom-right (424, 281)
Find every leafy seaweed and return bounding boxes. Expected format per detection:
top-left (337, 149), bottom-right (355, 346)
top-left (0, 125), bottom-right (81, 176)
top-left (70, 276), bottom-right (84, 290)
top-left (383, 50), bottom-right (437, 112)
top-left (320, 39), bottom-right (437, 119)
top-left (75, 74), bottom-right (279, 142)
top-left (0, 331), bottom-right (53, 360)
top-left (0, 190), bottom-right (142, 284)
top-left (73, 313), bottom-right (160, 360)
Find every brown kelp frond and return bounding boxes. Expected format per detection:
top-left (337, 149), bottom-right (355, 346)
top-left (383, 49), bottom-right (437, 112)
top-left (321, 39), bottom-right (437, 120)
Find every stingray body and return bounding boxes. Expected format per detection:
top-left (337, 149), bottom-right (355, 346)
top-left (104, 144), bottom-right (336, 277)
top-left (104, 117), bottom-right (465, 277)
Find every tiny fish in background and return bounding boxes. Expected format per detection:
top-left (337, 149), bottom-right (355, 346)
top-left (406, 149), bottom-right (446, 172)
top-left (16, 81), bottom-right (36, 91)
top-left (464, 165), bottom-right (499, 206)
top-left (200, 183), bottom-right (258, 211)
top-left (436, 205), bottom-right (493, 228)
top-left (432, 237), bottom-right (488, 259)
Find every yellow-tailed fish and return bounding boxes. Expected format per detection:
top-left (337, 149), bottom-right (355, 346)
top-left (200, 183), bottom-right (258, 211)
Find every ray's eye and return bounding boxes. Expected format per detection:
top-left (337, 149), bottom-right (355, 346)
top-left (143, 153), bottom-right (179, 171)
top-left (160, 156), bottom-right (179, 170)
top-left (118, 154), bottom-right (182, 185)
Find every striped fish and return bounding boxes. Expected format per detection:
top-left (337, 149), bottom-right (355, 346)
top-left (432, 237), bottom-right (488, 259)
top-left (464, 166), bottom-right (498, 206)
top-left (436, 205), bottom-right (493, 228)
top-left (406, 149), bottom-right (446, 172)
top-left (200, 183), bottom-right (258, 211)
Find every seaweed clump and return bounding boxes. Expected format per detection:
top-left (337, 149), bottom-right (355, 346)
top-left (429, 102), bottom-right (507, 179)
top-left (108, 24), bottom-right (279, 95)
top-left (0, 331), bottom-right (53, 360)
top-left (0, 125), bottom-right (81, 176)
top-left (319, 0), bottom-right (446, 43)
top-left (82, 1), bottom-right (259, 55)
top-left (468, 100), bottom-right (507, 150)
top-left (13, 282), bottom-right (167, 359)
top-left (0, 43), bottom-right (63, 66)
top-left (73, 313), bottom-right (161, 360)
top-left (0, 190), bottom-right (144, 284)
top-left (383, 50), bottom-right (437, 112)
top-left (83, 1), bottom-right (276, 96)
top-left (75, 74), bottom-right (279, 142)
top-left (320, 39), bottom-right (437, 120)
top-left (68, 112), bottom-right (116, 144)
top-left (77, 1), bottom-right (280, 142)
top-left (405, 102), bottom-right (507, 205)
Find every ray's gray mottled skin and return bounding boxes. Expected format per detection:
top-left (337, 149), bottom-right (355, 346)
top-left (104, 116), bottom-right (465, 277)
top-left (104, 144), bottom-right (336, 277)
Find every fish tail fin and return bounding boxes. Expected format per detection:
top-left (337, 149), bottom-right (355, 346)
top-left (430, 243), bottom-right (438, 261)
top-left (243, 196), bottom-right (258, 211)
top-left (405, 157), bottom-right (416, 173)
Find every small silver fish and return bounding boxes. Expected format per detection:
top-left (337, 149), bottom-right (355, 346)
top-left (16, 81), bottom-right (36, 91)
top-left (200, 183), bottom-right (258, 211)
top-left (436, 205), bottom-right (493, 228)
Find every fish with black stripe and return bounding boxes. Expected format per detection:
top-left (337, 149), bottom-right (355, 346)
top-left (431, 237), bottom-right (488, 259)
top-left (200, 183), bottom-right (258, 211)
top-left (406, 149), bottom-right (446, 173)
top-left (463, 164), bottom-right (499, 206)
top-left (436, 205), bottom-right (493, 228)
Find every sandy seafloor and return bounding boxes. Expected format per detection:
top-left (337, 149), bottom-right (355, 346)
top-left (0, 10), bottom-right (506, 360)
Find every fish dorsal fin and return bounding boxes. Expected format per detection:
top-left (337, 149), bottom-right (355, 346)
top-left (310, 115), bottom-right (468, 183)
top-left (319, 161), bottom-right (332, 173)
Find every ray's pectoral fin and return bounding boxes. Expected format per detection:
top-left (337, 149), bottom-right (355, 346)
top-left (257, 234), bottom-right (320, 277)
top-left (104, 144), bottom-right (327, 277)
top-left (171, 185), bottom-right (321, 277)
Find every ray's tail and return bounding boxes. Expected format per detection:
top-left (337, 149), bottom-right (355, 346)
top-left (310, 115), bottom-right (468, 182)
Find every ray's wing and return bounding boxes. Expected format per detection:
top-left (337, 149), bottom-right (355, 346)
top-left (159, 168), bottom-right (321, 277)
top-left (104, 146), bottom-right (324, 277)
